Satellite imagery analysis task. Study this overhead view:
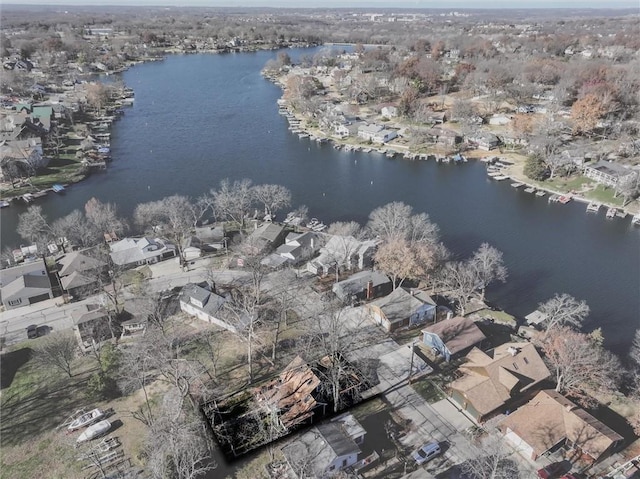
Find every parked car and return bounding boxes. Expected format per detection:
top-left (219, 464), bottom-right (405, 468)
top-left (412, 442), bottom-right (441, 465)
top-left (26, 325), bottom-right (38, 339)
top-left (537, 462), bottom-right (568, 479)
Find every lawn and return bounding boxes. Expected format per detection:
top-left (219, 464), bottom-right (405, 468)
top-left (411, 378), bottom-right (445, 404)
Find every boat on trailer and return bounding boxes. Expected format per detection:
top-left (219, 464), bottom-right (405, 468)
top-left (76, 420), bottom-right (111, 444)
top-left (68, 408), bottom-right (105, 432)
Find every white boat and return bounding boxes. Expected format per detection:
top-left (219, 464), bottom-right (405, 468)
top-left (586, 202), bottom-right (601, 213)
top-left (524, 187), bottom-right (536, 194)
top-left (535, 191), bottom-right (546, 197)
top-left (631, 214), bottom-right (640, 226)
top-left (22, 193), bottom-right (35, 203)
top-left (0, 200), bottom-right (9, 208)
top-left (68, 408), bottom-right (105, 431)
top-left (606, 207), bottom-right (616, 219)
top-left (76, 420), bottom-right (111, 444)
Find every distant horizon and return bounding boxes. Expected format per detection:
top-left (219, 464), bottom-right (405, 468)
top-left (2, 1), bottom-right (639, 9)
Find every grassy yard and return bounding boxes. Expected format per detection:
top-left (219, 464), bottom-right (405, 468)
top-left (411, 378), bottom-right (445, 404)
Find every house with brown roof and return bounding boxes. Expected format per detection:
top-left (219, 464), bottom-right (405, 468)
top-left (421, 316), bottom-right (487, 362)
top-left (448, 342), bottom-right (550, 423)
top-left (499, 390), bottom-right (624, 464)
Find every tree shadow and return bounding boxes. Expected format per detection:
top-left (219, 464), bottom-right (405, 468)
top-left (0, 347), bottom-right (32, 390)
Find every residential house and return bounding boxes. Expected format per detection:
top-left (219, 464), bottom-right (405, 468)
top-left (448, 342), bottom-right (551, 423)
top-left (0, 258), bottom-right (53, 310)
top-left (467, 132), bottom-right (500, 151)
top-left (307, 235), bottom-right (379, 276)
top-left (179, 282), bottom-right (234, 331)
top-left (109, 237), bottom-right (176, 268)
top-left (424, 127), bottom-right (460, 147)
top-left (0, 137), bottom-right (47, 181)
top-left (71, 304), bottom-right (111, 352)
top-left (357, 124), bottom-right (397, 144)
top-left (332, 270), bottom-right (392, 302)
top-left (499, 390), bottom-right (624, 464)
top-left (583, 160), bottom-right (635, 188)
top-left (282, 412), bottom-right (366, 479)
top-left (425, 110), bottom-right (447, 124)
top-left (421, 316), bottom-right (487, 362)
top-left (56, 250), bottom-right (106, 297)
top-left (245, 222), bottom-right (287, 254)
top-left (365, 287), bottom-right (437, 332)
top-left (380, 105), bottom-right (398, 118)
top-left (262, 231), bottom-right (321, 268)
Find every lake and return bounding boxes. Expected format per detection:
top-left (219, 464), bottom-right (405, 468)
top-left (1, 48), bottom-right (639, 358)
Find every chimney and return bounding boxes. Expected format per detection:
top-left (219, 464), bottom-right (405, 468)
top-left (366, 280), bottom-right (374, 300)
top-left (446, 311), bottom-right (453, 320)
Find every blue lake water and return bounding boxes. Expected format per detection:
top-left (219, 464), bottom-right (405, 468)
top-left (1, 49), bottom-right (639, 358)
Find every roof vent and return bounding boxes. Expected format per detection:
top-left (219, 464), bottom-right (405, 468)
top-left (507, 346), bottom-right (519, 356)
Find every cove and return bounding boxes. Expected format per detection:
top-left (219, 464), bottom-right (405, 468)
top-left (1, 48), bottom-right (638, 355)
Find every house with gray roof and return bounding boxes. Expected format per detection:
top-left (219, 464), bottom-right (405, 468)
top-left (262, 231), bottom-right (321, 268)
top-left (281, 412), bottom-right (366, 479)
top-left (307, 235), bottom-right (380, 276)
top-left (365, 287), bottom-right (437, 332)
top-left (583, 160), bottom-right (635, 188)
top-left (0, 258), bottom-right (52, 310)
top-left (179, 282), bottom-right (235, 331)
top-left (109, 237), bottom-right (176, 268)
top-left (246, 222), bottom-right (287, 254)
top-left (332, 270), bottom-right (392, 303)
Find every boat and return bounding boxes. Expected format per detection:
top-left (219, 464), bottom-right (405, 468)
top-left (52, 184), bottom-right (65, 193)
top-left (558, 195), bottom-right (571, 204)
top-left (68, 408), bottom-right (105, 431)
top-left (22, 193), bottom-right (34, 203)
top-left (586, 202), bottom-right (601, 213)
top-left (76, 420), bottom-right (111, 444)
top-left (535, 191), bottom-right (546, 197)
top-left (0, 200), bottom-right (9, 208)
top-left (632, 214), bottom-right (640, 226)
top-left (548, 194), bottom-right (560, 203)
top-left (606, 207), bottom-right (617, 219)
top-left (510, 182), bottom-right (524, 188)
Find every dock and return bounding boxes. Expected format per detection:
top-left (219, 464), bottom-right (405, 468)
top-left (511, 182), bottom-right (524, 188)
top-left (586, 202), bottom-right (601, 213)
top-left (524, 187), bottom-right (536, 194)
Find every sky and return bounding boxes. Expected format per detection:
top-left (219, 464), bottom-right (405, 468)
top-left (3, 0), bottom-right (639, 8)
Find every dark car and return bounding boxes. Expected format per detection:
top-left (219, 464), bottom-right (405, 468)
top-left (537, 462), bottom-right (568, 479)
top-left (26, 324), bottom-right (38, 339)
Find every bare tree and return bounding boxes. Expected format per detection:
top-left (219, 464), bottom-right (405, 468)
top-left (438, 260), bottom-right (477, 316)
top-left (367, 201), bottom-right (438, 244)
top-left (84, 197), bottom-right (127, 239)
top-left (146, 392), bottom-right (215, 479)
top-left (16, 205), bottom-right (53, 250)
top-left (540, 326), bottom-right (622, 401)
top-left (251, 183), bottom-right (292, 218)
top-left (374, 237), bottom-right (439, 289)
top-left (461, 432), bottom-right (522, 479)
top-left (210, 178), bottom-right (254, 229)
top-left (134, 195), bottom-right (197, 268)
top-left (614, 171), bottom-right (640, 206)
top-left (32, 331), bottom-right (78, 378)
top-left (470, 243), bottom-right (508, 301)
top-left (538, 293), bottom-right (590, 331)
top-left (51, 210), bottom-right (94, 249)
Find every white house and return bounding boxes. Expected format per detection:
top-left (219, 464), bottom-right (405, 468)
top-left (281, 412), bottom-right (366, 479)
top-left (357, 124), bottom-right (397, 143)
top-left (583, 160), bottom-right (635, 188)
top-left (380, 105), bottom-right (398, 118)
top-left (179, 282), bottom-right (235, 331)
top-left (0, 258), bottom-right (53, 310)
top-left (109, 237), bottom-right (176, 268)
top-left (307, 235), bottom-right (380, 275)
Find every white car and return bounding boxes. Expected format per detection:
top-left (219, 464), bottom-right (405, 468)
top-left (412, 442), bottom-right (441, 465)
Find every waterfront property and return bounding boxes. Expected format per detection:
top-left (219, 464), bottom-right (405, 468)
top-left (307, 235), bottom-right (380, 276)
top-left (71, 304), bottom-right (112, 352)
top-left (421, 315), bottom-right (487, 362)
top-left (448, 342), bottom-right (550, 423)
top-left (583, 160), bottom-right (634, 188)
top-left (109, 237), bottom-right (176, 268)
top-left (365, 287), bottom-right (437, 332)
top-left (499, 390), bottom-right (624, 464)
top-left (357, 123), bottom-right (397, 144)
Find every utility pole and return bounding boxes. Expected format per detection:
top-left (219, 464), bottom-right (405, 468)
top-left (408, 340), bottom-right (418, 382)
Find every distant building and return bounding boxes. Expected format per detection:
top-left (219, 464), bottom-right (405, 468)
top-left (583, 160), bottom-right (635, 188)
